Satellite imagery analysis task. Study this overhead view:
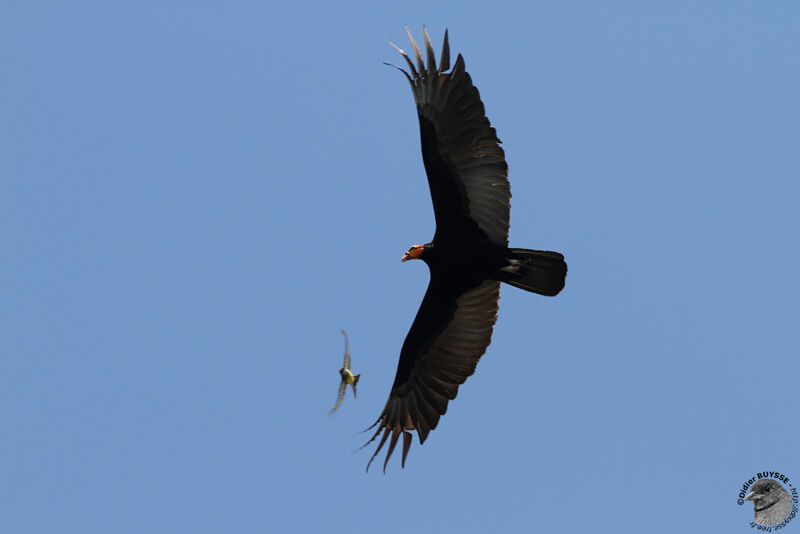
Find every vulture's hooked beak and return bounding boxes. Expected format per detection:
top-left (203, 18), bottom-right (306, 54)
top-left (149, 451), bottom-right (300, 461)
top-left (402, 245), bottom-right (424, 262)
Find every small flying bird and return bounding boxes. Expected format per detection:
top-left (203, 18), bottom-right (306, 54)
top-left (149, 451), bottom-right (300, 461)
top-left (745, 479), bottom-right (793, 526)
top-left (364, 28), bottom-right (567, 471)
top-left (331, 330), bottom-right (360, 413)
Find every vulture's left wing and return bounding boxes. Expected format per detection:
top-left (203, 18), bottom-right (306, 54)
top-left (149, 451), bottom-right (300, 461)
top-left (364, 278), bottom-right (500, 471)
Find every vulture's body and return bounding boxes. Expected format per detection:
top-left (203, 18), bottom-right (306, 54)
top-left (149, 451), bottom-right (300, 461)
top-left (366, 28), bottom-right (567, 471)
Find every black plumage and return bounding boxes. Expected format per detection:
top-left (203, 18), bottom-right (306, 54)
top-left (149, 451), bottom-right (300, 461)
top-left (365, 28), bottom-right (567, 471)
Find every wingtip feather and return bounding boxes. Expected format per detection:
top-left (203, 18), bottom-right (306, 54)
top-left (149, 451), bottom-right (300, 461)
top-left (389, 35), bottom-right (418, 79)
top-left (401, 431), bottom-right (412, 468)
top-left (423, 27), bottom-right (436, 74)
top-left (404, 27), bottom-right (425, 76)
top-left (366, 427), bottom-right (391, 473)
top-left (382, 430), bottom-right (401, 473)
top-left (440, 29), bottom-right (450, 72)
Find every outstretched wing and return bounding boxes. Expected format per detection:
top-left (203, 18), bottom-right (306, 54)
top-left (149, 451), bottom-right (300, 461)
top-left (364, 278), bottom-right (500, 471)
top-left (341, 329), bottom-right (351, 369)
top-left (331, 380), bottom-right (347, 413)
top-left (390, 28), bottom-right (510, 245)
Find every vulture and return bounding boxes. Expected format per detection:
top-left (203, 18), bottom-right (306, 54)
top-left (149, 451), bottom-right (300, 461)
top-left (365, 28), bottom-right (567, 471)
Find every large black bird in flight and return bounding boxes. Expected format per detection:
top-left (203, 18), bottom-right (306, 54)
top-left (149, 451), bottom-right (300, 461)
top-left (365, 28), bottom-right (567, 471)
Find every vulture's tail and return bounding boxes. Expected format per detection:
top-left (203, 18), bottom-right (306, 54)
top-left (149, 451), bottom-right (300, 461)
top-left (500, 248), bottom-right (567, 297)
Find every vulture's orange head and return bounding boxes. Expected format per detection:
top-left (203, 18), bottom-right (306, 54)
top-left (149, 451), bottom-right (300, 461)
top-left (401, 244), bottom-right (425, 262)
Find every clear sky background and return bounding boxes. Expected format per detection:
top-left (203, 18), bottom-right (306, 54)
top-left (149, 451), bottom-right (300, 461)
top-left (3, 2), bottom-right (799, 533)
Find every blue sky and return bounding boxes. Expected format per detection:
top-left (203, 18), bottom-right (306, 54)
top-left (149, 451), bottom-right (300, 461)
top-left (3, 2), bottom-right (799, 533)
